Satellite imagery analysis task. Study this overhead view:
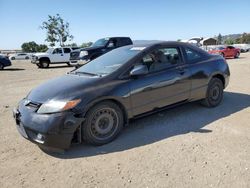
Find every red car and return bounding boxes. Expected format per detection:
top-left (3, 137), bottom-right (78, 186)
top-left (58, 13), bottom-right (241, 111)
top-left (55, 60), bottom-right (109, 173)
top-left (208, 46), bottom-right (240, 58)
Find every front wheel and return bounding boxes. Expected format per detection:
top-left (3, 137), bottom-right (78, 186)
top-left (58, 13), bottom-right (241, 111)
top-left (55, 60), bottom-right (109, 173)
top-left (234, 52), bottom-right (240, 58)
top-left (201, 78), bottom-right (224, 107)
top-left (82, 101), bottom-right (124, 145)
top-left (220, 52), bottom-right (225, 58)
top-left (0, 63), bottom-right (4, 70)
top-left (39, 60), bottom-right (49, 68)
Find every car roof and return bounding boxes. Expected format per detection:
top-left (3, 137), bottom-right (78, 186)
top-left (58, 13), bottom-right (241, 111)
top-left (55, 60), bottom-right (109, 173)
top-left (125, 41), bottom-right (210, 56)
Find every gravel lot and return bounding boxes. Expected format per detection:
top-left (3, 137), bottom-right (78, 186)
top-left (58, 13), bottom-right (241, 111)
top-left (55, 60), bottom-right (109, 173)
top-left (0, 53), bottom-right (250, 188)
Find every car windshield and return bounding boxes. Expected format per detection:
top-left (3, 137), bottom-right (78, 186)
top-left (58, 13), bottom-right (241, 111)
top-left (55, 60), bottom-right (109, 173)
top-left (46, 48), bottom-right (54, 53)
top-left (91, 38), bottom-right (109, 47)
top-left (74, 46), bottom-right (143, 76)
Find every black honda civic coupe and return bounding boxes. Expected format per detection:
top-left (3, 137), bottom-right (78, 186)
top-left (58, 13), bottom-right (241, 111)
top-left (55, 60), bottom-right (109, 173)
top-left (13, 42), bottom-right (230, 150)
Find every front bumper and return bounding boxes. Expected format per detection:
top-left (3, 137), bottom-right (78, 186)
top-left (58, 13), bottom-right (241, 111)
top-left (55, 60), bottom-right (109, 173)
top-left (31, 60), bottom-right (39, 64)
top-left (13, 99), bottom-right (84, 149)
top-left (69, 59), bottom-right (88, 66)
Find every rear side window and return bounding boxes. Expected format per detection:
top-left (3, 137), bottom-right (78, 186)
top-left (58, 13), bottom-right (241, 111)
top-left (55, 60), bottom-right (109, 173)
top-left (185, 48), bottom-right (202, 63)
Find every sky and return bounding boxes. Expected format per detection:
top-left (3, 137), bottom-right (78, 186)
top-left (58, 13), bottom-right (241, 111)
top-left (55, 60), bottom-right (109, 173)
top-left (0, 0), bottom-right (250, 49)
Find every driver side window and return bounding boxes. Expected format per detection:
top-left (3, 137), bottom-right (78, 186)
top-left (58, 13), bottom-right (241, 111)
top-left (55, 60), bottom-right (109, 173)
top-left (107, 39), bottom-right (117, 48)
top-left (140, 47), bottom-right (181, 73)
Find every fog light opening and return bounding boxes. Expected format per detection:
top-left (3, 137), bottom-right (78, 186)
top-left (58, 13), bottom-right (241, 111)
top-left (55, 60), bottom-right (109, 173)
top-left (35, 133), bottom-right (45, 144)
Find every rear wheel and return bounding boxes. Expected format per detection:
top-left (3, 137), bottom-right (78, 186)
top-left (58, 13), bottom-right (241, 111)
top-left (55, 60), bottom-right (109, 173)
top-left (11, 57), bottom-right (15, 60)
top-left (82, 101), bottom-right (124, 145)
top-left (25, 56), bottom-right (29, 60)
top-left (201, 78), bottom-right (224, 107)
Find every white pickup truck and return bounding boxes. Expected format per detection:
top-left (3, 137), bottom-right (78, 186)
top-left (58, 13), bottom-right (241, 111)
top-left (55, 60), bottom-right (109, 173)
top-left (31, 47), bottom-right (79, 68)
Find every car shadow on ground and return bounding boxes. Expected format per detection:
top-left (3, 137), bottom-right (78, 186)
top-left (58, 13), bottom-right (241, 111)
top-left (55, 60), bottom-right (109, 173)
top-left (45, 65), bottom-right (73, 69)
top-left (46, 91), bottom-right (250, 159)
top-left (1, 68), bottom-right (25, 71)
top-left (227, 56), bottom-right (246, 60)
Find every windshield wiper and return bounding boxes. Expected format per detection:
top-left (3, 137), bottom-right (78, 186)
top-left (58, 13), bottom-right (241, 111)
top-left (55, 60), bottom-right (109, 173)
top-left (73, 71), bottom-right (101, 77)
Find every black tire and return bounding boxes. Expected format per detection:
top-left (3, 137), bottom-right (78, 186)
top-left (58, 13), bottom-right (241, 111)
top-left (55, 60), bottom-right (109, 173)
top-left (201, 78), bottom-right (224, 107)
top-left (0, 63), bottom-right (4, 70)
top-left (234, 52), bottom-right (240, 58)
top-left (39, 60), bottom-right (49, 68)
top-left (11, 57), bottom-right (15, 60)
top-left (25, 56), bottom-right (29, 60)
top-left (82, 101), bottom-right (124, 145)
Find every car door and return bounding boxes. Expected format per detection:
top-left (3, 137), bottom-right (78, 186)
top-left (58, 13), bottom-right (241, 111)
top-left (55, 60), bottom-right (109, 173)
top-left (225, 46), bottom-right (234, 57)
top-left (228, 46), bottom-right (236, 56)
top-left (16, 54), bottom-right (24, 60)
top-left (50, 48), bottom-right (64, 63)
top-left (129, 46), bottom-right (192, 116)
top-left (63, 48), bottom-right (71, 62)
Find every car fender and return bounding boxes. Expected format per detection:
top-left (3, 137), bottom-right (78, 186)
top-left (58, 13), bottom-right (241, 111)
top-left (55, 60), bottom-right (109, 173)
top-left (81, 96), bottom-right (130, 124)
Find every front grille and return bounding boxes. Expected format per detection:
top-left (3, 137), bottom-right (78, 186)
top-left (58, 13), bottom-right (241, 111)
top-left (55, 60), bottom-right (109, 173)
top-left (70, 51), bottom-right (80, 59)
top-left (31, 55), bottom-right (37, 61)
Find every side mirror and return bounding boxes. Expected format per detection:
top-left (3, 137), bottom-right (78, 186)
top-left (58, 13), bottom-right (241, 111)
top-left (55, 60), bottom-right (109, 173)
top-left (130, 65), bottom-right (148, 76)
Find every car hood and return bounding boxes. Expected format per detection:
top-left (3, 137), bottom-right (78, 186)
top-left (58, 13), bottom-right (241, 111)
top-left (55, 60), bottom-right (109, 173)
top-left (81, 46), bottom-right (104, 51)
top-left (27, 74), bottom-right (100, 103)
top-left (33, 52), bottom-right (48, 57)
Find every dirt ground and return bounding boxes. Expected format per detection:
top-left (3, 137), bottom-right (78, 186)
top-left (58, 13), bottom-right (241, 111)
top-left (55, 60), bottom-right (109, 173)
top-left (0, 53), bottom-right (250, 188)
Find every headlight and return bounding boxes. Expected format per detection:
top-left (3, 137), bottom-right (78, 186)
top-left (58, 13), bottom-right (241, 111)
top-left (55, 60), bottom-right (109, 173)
top-left (37, 99), bottom-right (81, 114)
top-left (79, 51), bottom-right (88, 57)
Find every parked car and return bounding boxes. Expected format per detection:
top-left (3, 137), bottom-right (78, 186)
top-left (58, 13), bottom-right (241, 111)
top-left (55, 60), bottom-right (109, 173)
top-left (0, 55), bottom-right (12, 69)
top-left (13, 42), bottom-right (230, 150)
top-left (9, 53), bottom-right (31, 60)
top-left (31, 47), bottom-right (79, 68)
top-left (69, 37), bottom-right (133, 65)
top-left (208, 46), bottom-right (240, 58)
top-left (233, 44), bottom-right (250, 53)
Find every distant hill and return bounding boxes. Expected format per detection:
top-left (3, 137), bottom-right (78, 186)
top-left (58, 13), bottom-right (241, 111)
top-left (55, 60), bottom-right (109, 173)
top-left (222, 34), bottom-right (242, 41)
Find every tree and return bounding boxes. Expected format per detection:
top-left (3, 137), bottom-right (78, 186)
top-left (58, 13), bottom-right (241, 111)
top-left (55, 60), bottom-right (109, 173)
top-left (65, 43), bottom-right (78, 47)
top-left (80, 42), bottom-right (93, 48)
top-left (217, 33), bottom-right (222, 45)
top-left (224, 38), bottom-right (235, 45)
top-left (40, 14), bottom-right (73, 47)
top-left (235, 33), bottom-right (250, 44)
top-left (241, 33), bottom-right (250, 43)
top-left (37, 44), bottom-right (48, 52)
top-left (21, 41), bottom-right (48, 52)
